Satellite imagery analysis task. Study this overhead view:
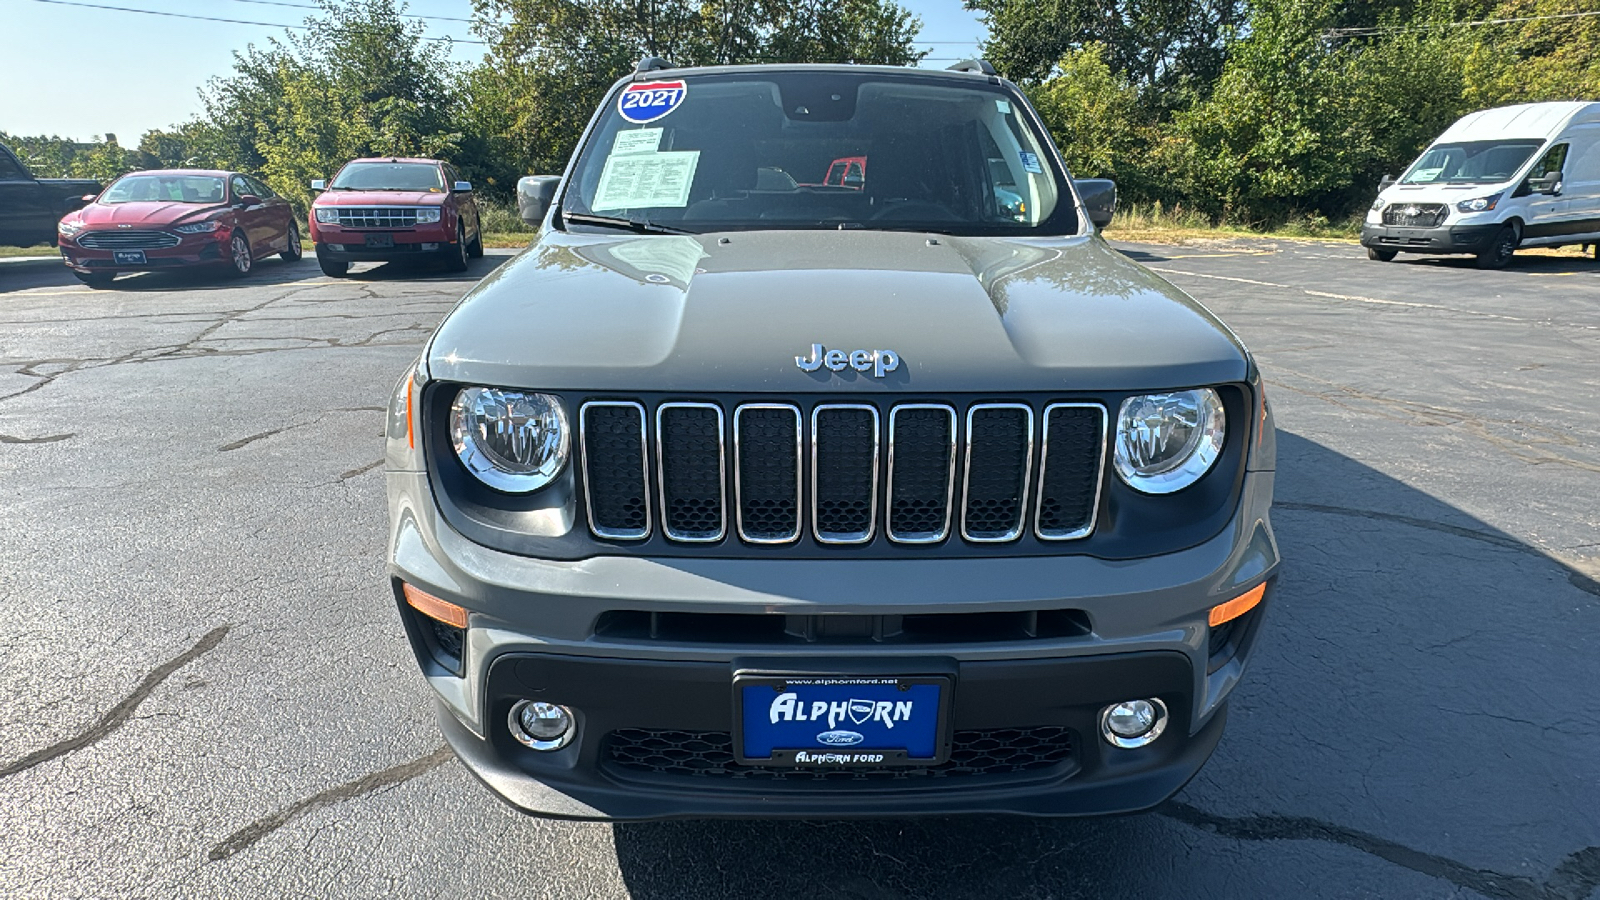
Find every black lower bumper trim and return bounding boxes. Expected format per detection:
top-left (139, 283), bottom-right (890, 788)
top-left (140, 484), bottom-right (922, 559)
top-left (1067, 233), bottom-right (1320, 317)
top-left (437, 649), bottom-right (1223, 820)
top-left (1361, 223), bottom-right (1497, 254)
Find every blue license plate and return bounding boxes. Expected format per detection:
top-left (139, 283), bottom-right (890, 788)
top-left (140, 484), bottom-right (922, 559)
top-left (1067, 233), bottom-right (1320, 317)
top-left (112, 250), bottom-right (146, 265)
top-left (736, 675), bottom-right (950, 766)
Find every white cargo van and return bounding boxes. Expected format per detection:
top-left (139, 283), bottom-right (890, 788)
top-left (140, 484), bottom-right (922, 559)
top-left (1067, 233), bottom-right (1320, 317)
top-left (1362, 101), bottom-right (1600, 268)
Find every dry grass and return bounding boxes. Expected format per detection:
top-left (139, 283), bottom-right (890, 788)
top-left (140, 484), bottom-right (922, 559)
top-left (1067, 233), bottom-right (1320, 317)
top-left (1103, 202), bottom-right (1362, 245)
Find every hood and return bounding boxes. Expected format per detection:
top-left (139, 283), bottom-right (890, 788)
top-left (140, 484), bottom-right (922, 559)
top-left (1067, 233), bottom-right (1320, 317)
top-left (313, 191), bottom-right (445, 207)
top-left (426, 230), bottom-right (1250, 394)
top-left (1379, 181), bottom-right (1512, 204)
top-left (76, 201), bottom-right (227, 228)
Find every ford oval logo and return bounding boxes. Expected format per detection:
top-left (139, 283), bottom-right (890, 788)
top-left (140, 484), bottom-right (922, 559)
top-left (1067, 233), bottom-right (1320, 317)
top-left (816, 730), bottom-right (864, 747)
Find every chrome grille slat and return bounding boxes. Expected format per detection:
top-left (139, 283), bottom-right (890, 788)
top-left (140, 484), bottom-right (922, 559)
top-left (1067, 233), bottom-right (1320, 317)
top-left (811, 404), bottom-right (880, 544)
top-left (77, 230), bottom-right (180, 249)
top-left (886, 404), bottom-right (956, 543)
top-left (1034, 403), bottom-right (1107, 540)
top-left (656, 403), bottom-right (726, 542)
top-left (334, 207), bottom-right (419, 229)
top-left (733, 404), bottom-right (802, 543)
top-left (961, 404), bottom-right (1034, 542)
top-left (580, 401), bottom-right (651, 540)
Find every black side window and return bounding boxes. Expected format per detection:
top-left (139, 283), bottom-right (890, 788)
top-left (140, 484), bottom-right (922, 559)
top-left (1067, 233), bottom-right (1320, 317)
top-left (445, 165), bottom-right (459, 188)
top-left (1530, 144), bottom-right (1568, 178)
top-left (247, 176), bottom-right (276, 198)
top-left (0, 153), bottom-right (24, 179)
top-left (231, 175), bottom-right (252, 200)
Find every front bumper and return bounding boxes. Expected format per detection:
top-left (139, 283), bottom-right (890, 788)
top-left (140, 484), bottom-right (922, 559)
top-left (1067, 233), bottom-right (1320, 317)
top-left (387, 461), bottom-right (1279, 819)
top-left (1361, 222), bottom-right (1498, 254)
top-left (59, 237), bottom-right (226, 272)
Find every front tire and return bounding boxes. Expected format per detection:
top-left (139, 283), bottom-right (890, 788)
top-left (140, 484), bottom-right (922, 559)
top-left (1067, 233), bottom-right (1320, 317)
top-left (74, 270), bottom-right (115, 288)
top-left (280, 221), bottom-right (303, 261)
top-left (444, 221), bottom-right (469, 272)
top-left (1475, 223), bottom-right (1519, 270)
top-left (1367, 247), bottom-right (1397, 262)
top-left (317, 247), bottom-right (349, 278)
top-left (229, 234), bottom-right (253, 277)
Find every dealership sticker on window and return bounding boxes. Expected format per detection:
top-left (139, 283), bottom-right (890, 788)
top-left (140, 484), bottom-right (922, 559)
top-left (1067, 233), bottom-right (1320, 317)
top-left (1018, 151), bottom-right (1043, 174)
top-left (593, 150), bottom-right (700, 210)
top-left (996, 99), bottom-right (1012, 114)
top-left (613, 128), bottom-right (663, 155)
top-left (619, 81), bottom-right (687, 124)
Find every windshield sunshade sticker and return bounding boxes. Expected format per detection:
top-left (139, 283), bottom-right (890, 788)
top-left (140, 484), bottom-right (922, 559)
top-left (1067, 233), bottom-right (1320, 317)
top-left (613, 127), bottom-right (664, 156)
top-left (1019, 151), bottom-right (1043, 174)
top-left (619, 81), bottom-right (687, 124)
top-left (592, 150), bottom-right (700, 211)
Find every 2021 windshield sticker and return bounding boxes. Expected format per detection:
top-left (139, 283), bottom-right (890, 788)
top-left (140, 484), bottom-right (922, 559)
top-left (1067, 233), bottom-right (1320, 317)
top-left (619, 81), bottom-right (687, 124)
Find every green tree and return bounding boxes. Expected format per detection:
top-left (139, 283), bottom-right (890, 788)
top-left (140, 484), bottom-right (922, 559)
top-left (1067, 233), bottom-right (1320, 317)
top-left (1025, 44), bottom-right (1153, 191)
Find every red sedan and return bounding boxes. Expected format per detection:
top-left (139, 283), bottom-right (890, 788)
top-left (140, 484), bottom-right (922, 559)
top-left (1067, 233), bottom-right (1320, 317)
top-left (56, 169), bottom-right (300, 288)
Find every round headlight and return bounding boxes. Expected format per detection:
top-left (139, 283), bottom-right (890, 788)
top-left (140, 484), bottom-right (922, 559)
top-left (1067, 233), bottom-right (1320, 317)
top-left (449, 387), bottom-right (569, 493)
top-left (1114, 389), bottom-right (1225, 494)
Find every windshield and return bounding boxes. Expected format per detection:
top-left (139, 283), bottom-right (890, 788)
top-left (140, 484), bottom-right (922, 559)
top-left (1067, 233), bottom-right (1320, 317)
top-left (561, 71), bottom-right (1075, 235)
top-left (330, 162), bottom-right (444, 192)
top-left (1400, 140), bottom-right (1545, 185)
top-left (101, 174), bottom-right (226, 204)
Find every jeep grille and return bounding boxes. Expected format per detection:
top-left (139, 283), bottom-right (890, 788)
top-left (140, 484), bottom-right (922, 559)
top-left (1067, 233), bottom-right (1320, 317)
top-left (579, 399), bottom-right (1107, 546)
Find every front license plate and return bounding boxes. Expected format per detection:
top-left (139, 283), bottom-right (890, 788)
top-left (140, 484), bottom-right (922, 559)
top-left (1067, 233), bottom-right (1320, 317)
top-left (735, 675), bottom-right (951, 766)
top-left (112, 250), bottom-right (146, 265)
top-left (364, 233), bottom-right (394, 248)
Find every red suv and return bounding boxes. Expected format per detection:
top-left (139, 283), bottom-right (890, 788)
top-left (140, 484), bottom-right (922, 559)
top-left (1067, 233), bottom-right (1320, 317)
top-left (308, 158), bottom-right (482, 277)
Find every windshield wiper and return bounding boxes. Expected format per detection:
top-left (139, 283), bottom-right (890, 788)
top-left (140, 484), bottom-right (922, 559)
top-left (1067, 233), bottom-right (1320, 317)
top-left (563, 212), bottom-right (692, 235)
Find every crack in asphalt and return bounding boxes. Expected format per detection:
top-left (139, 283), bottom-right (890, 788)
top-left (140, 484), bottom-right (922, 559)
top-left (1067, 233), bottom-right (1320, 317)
top-left (0, 432), bottom-right (73, 444)
top-left (1160, 802), bottom-right (1600, 900)
top-left (1275, 502), bottom-right (1528, 552)
top-left (206, 746), bottom-right (454, 862)
top-left (338, 459), bottom-right (385, 480)
top-left (0, 626), bottom-right (230, 779)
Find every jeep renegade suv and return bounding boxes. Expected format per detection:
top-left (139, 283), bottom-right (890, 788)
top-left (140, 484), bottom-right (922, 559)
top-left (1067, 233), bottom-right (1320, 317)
top-left (384, 59), bottom-right (1279, 819)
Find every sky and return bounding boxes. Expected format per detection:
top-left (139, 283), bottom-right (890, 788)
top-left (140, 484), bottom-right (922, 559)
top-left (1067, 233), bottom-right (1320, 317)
top-left (0, 0), bottom-right (990, 143)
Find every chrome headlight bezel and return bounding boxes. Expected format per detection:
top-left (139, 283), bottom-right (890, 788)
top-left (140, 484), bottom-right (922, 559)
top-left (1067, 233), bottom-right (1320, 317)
top-left (448, 387), bottom-right (570, 494)
top-left (1114, 388), bottom-right (1226, 494)
top-left (415, 207), bottom-right (442, 224)
top-left (313, 207), bottom-right (339, 224)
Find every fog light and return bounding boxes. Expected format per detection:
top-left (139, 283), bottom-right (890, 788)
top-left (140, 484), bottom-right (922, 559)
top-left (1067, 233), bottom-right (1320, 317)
top-left (1100, 698), bottom-right (1168, 749)
top-left (508, 700), bottom-right (575, 751)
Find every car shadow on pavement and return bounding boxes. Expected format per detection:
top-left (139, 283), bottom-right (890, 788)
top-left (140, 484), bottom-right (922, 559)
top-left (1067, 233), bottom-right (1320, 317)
top-left (610, 430), bottom-right (1600, 899)
top-left (0, 255), bottom-right (507, 294)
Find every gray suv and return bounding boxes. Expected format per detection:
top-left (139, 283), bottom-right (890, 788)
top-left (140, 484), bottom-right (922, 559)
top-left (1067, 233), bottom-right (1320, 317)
top-left (383, 59), bottom-right (1279, 819)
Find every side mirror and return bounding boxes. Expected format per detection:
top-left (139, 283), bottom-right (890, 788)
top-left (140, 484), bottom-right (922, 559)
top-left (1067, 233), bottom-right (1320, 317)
top-left (81, 194), bottom-right (97, 203)
top-left (1378, 174), bottom-right (1396, 191)
top-left (453, 180), bottom-right (473, 192)
top-left (517, 175), bottom-right (561, 226)
top-left (310, 179), bottom-right (326, 191)
top-left (842, 174), bottom-right (863, 189)
top-left (237, 194), bottom-right (262, 208)
top-left (1074, 178), bottom-right (1117, 229)
top-left (1527, 173), bottom-right (1563, 195)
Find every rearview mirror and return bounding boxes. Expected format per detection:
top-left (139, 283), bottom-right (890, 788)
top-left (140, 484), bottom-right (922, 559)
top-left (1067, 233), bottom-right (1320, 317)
top-left (1378, 174), bottom-right (1396, 191)
top-left (1527, 173), bottom-right (1563, 195)
top-left (1074, 178), bottom-right (1117, 229)
top-left (454, 180), bottom-right (473, 192)
top-left (517, 175), bottom-right (561, 226)
top-left (310, 179), bottom-right (326, 191)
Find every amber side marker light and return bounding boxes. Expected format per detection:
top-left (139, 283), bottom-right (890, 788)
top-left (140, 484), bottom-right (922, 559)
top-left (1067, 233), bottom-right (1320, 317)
top-left (1209, 583), bottom-right (1266, 628)
top-left (403, 583), bottom-right (469, 629)
top-left (404, 372), bottom-right (416, 449)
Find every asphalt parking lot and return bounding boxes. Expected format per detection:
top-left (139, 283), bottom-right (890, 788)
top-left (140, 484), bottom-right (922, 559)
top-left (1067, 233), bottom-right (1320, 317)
top-left (1, 239), bottom-right (1597, 899)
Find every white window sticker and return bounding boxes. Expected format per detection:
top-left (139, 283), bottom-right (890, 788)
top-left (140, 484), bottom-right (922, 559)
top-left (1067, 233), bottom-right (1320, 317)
top-left (612, 128), bottom-right (663, 156)
top-left (996, 99), bottom-right (1012, 114)
top-left (593, 151), bottom-right (701, 211)
top-left (1019, 151), bottom-right (1043, 174)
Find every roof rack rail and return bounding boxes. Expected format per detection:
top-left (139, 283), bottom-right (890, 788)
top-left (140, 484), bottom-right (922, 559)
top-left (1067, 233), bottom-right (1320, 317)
top-left (635, 57), bottom-right (674, 77)
top-left (946, 59), bottom-right (997, 76)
